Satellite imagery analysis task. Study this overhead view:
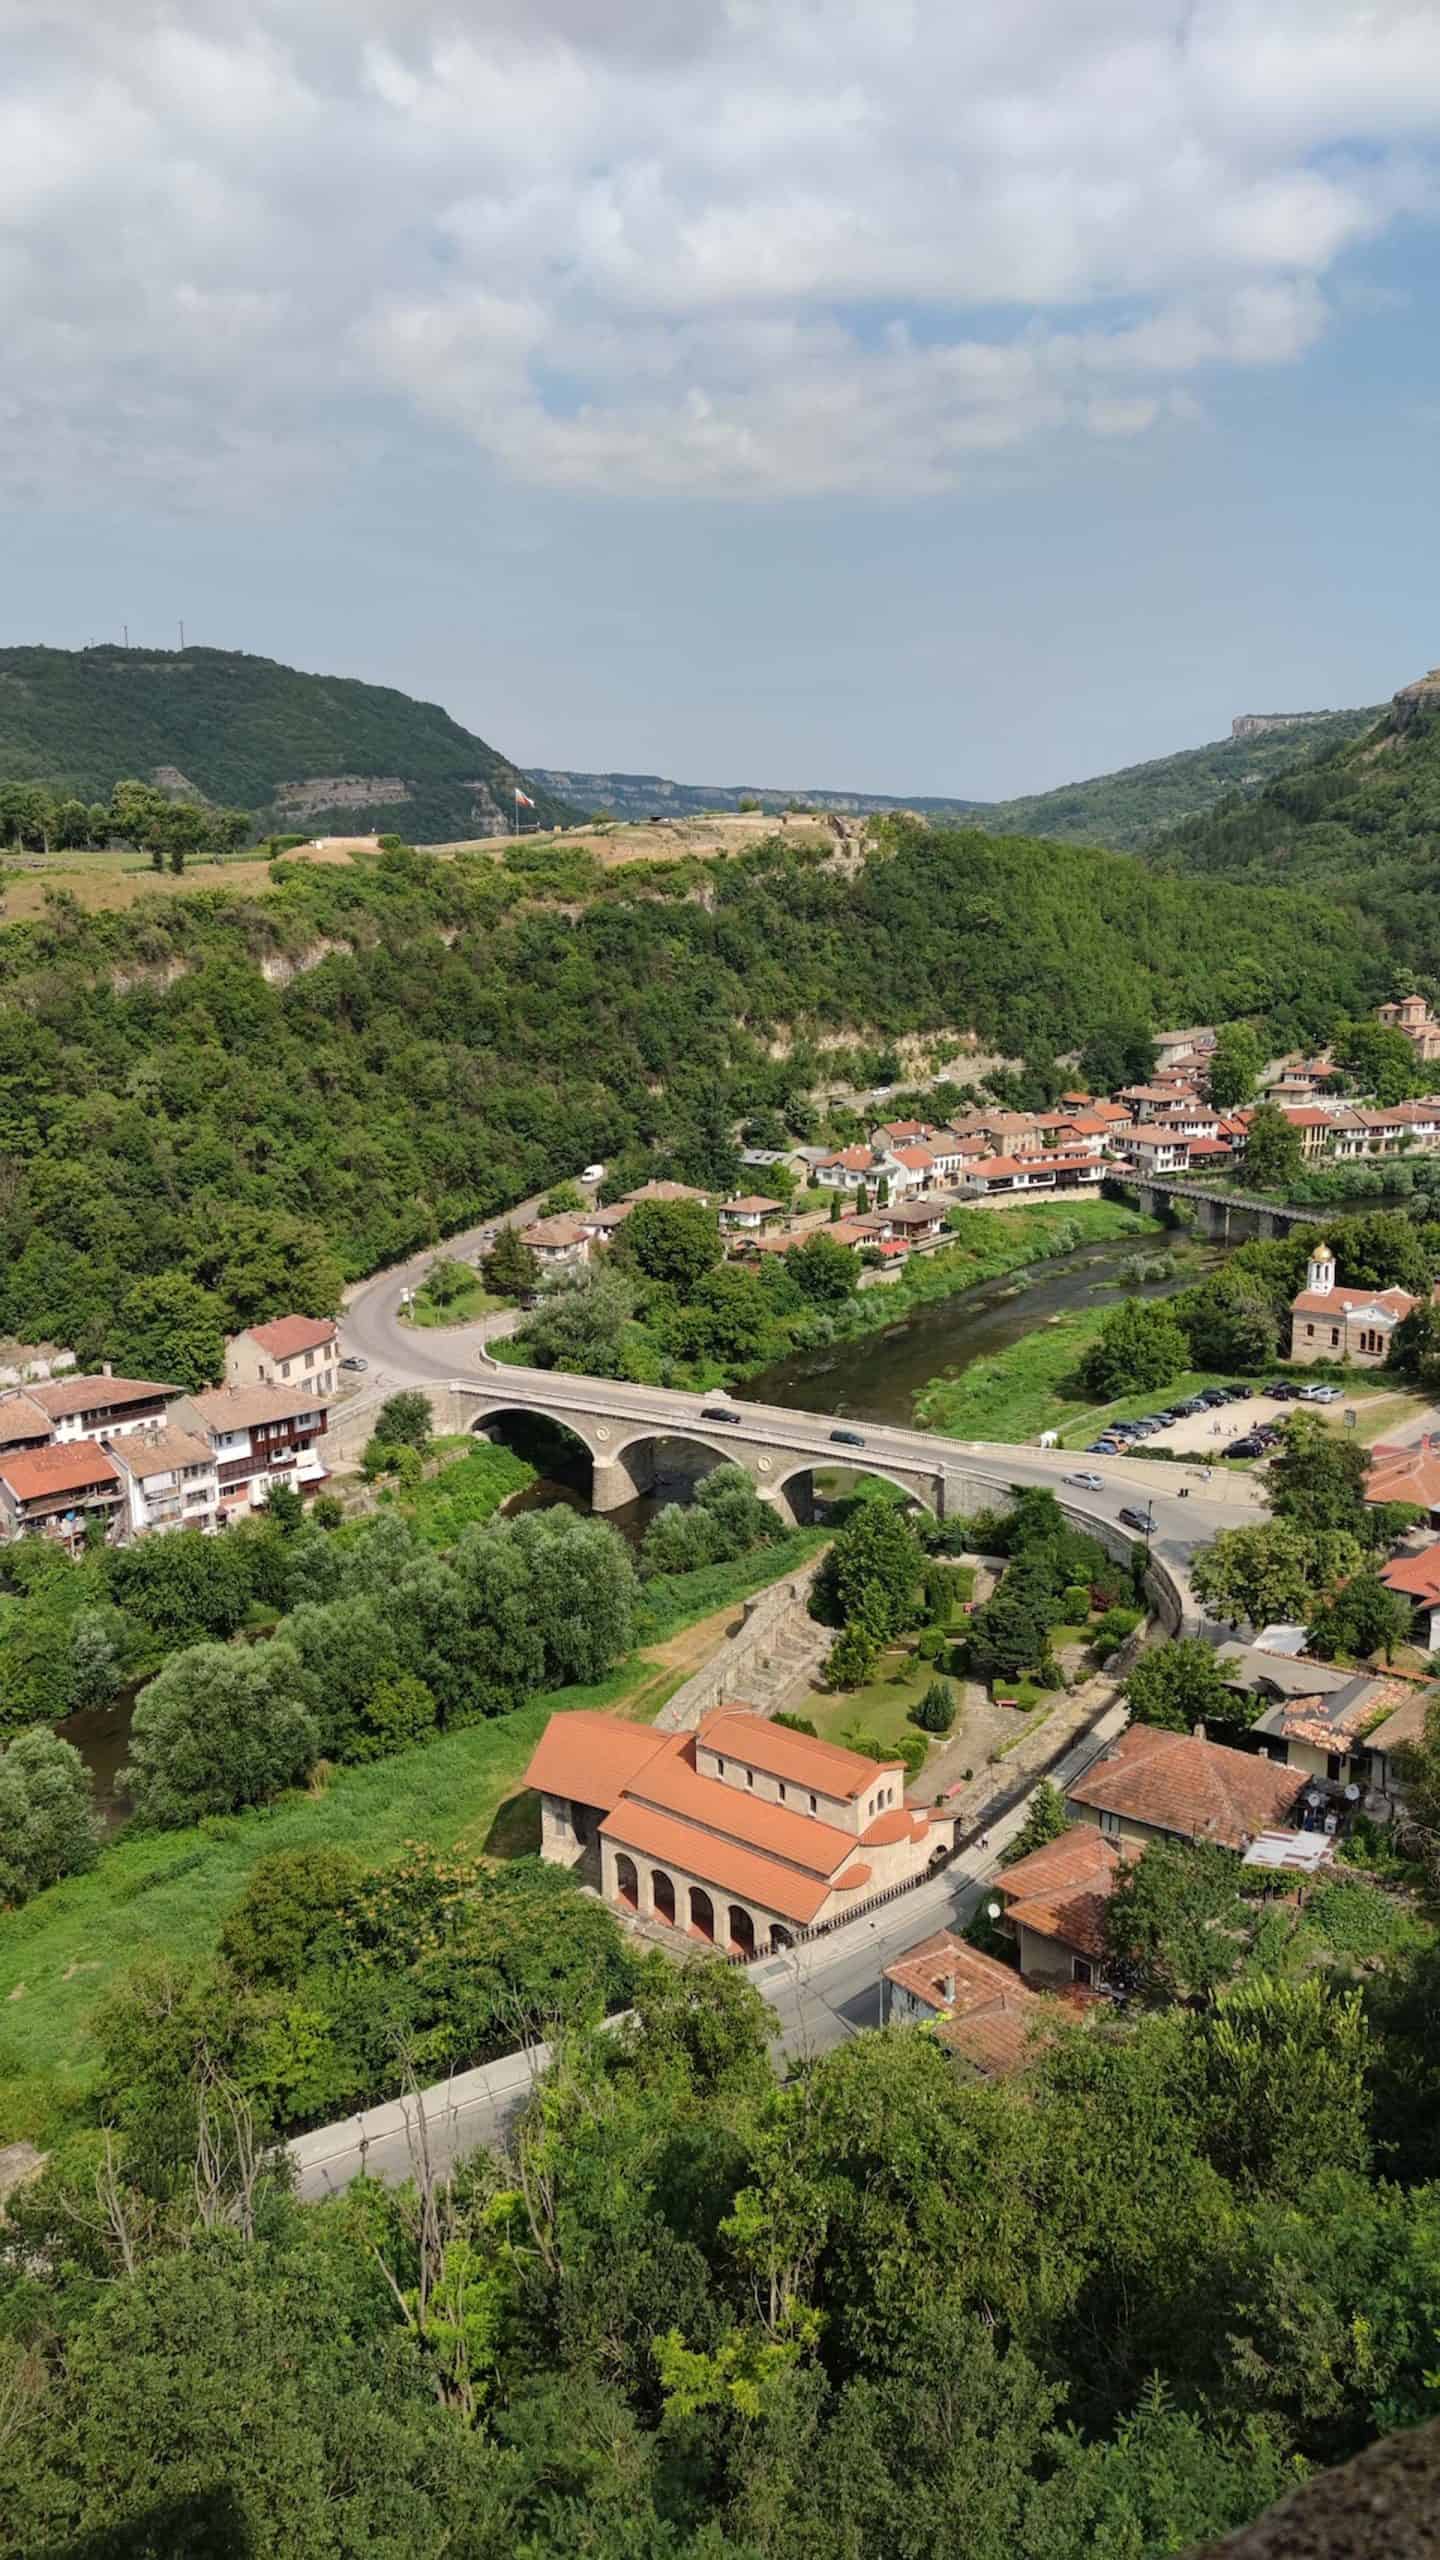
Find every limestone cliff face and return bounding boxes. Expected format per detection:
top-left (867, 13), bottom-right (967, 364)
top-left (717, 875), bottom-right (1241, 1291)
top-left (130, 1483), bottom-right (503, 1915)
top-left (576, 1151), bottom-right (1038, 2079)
top-left (1390, 668), bottom-right (1440, 731)
top-left (1230, 712), bottom-right (1334, 740)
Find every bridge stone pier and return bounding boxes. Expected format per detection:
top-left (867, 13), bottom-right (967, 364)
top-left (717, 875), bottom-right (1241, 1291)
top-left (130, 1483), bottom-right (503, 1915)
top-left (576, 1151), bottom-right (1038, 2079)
top-left (1104, 1173), bottom-right (1313, 1241)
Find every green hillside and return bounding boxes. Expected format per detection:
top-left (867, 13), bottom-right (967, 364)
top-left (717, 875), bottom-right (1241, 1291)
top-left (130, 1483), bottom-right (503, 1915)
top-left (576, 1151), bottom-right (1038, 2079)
top-left (976, 706), bottom-right (1379, 850)
top-left (1157, 671), bottom-right (1440, 974)
top-left (534, 710), bottom-right (1377, 848)
top-left (0, 644), bottom-right (574, 840)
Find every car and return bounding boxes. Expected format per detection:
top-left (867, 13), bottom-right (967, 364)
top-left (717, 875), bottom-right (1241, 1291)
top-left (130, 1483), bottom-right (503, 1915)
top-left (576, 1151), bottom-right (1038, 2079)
top-left (829, 1427), bottom-right (866, 1447)
top-left (339, 1355), bottom-right (368, 1372)
top-left (1063, 1470), bottom-right (1105, 1490)
top-left (581, 1164), bottom-right (606, 1185)
top-left (1226, 1436), bottom-right (1263, 1458)
top-left (1261, 1382), bottom-right (1296, 1400)
top-left (1299, 1382), bottom-right (1343, 1405)
top-left (1197, 1390), bottom-right (1228, 1408)
top-left (1174, 1397), bottom-right (1207, 1416)
top-left (701, 1405), bottom-right (741, 1424)
top-left (1107, 1422), bottom-right (1141, 1439)
top-left (1152, 1411), bottom-right (1178, 1425)
top-left (1118, 1505), bottom-right (1153, 1534)
top-left (1085, 1440), bottom-right (1114, 1454)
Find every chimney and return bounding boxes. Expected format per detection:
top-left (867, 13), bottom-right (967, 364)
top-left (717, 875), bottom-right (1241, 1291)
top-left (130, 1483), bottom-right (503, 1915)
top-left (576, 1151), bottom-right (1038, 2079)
top-left (941, 1970), bottom-right (956, 2004)
top-left (1192, 1720), bottom-right (1207, 1741)
top-left (101, 1360), bottom-right (113, 1378)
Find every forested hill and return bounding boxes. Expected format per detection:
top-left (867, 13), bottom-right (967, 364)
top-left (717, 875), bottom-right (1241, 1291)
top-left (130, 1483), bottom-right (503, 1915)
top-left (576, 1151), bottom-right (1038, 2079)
top-left (0, 822), bottom-right (1386, 1361)
top-left (531, 708), bottom-right (1376, 847)
top-left (0, 645), bottom-right (575, 841)
top-left (1157, 671), bottom-right (1440, 976)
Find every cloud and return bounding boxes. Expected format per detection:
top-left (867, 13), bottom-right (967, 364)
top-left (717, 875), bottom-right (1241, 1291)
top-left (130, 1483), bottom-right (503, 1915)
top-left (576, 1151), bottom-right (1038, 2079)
top-left (1, 0), bottom-right (1437, 504)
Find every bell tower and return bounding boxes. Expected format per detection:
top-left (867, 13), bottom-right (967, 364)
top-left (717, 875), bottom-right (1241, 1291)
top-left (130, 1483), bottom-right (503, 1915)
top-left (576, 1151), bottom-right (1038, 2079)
top-left (1307, 1242), bottom-right (1335, 1297)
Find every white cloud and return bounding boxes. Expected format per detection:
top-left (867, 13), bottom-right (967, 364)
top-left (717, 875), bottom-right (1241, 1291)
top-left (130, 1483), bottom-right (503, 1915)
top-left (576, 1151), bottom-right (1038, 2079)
top-left (0, 0), bottom-right (1437, 503)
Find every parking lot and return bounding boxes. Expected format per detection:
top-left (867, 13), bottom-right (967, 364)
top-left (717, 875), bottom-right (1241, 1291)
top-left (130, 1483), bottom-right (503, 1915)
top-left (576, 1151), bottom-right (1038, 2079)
top-left (1082, 1384), bottom-right (1347, 1460)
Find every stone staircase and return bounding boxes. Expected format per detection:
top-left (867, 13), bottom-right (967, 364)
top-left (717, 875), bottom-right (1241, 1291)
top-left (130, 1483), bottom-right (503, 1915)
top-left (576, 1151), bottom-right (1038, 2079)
top-left (737, 1617), bottom-right (830, 1711)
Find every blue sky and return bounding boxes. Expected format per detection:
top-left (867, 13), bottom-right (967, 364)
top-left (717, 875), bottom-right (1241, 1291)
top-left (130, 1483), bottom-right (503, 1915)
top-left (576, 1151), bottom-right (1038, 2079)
top-left (5, 2), bottom-right (1440, 799)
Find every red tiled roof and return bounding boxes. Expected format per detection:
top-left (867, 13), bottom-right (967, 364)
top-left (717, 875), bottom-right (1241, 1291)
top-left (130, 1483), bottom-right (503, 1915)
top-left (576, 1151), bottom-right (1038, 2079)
top-left (184, 1383), bottom-right (328, 1431)
top-left (890, 1146), bottom-right (935, 1169)
top-left (1290, 1285), bottom-right (1416, 1319)
top-left (885, 1929), bottom-right (1053, 2077)
top-left (0, 1392), bottom-right (52, 1446)
top-left (632, 1739), bottom-right (869, 1876)
top-left (699, 1708), bottom-right (897, 1798)
top-left (820, 1147), bottom-right (878, 1173)
top-left (998, 1826), bottom-right (1129, 1961)
top-left (246, 1315), bottom-right (337, 1357)
top-left (1380, 1547), bottom-right (1440, 1604)
top-left (722, 1195), bottom-right (784, 1214)
top-left (524, 1710), bottom-right (671, 1813)
top-left (29, 1374), bottom-right (176, 1420)
top-left (600, 1799), bottom-right (833, 1925)
top-left (1369, 1445), bottom-right (1440, 1509)
top-left (1, 1438), bottom-right (122, 1501)
top-left (1066, 1723), bottom-right (1304, 1849)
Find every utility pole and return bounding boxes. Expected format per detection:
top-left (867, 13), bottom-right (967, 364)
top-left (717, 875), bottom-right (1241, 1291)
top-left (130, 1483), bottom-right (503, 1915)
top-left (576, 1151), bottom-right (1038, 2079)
top-left (179, 620), bottom-right (185, 650)
top-left (122, 623), bottom-right (129, 648)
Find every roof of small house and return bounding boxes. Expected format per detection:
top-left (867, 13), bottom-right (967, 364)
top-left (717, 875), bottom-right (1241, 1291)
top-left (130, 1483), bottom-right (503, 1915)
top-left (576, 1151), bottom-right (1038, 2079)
top-left (1216, 1641), bottom-right (1356, 1699)
top-left (996, 1826), bottom-right (1129, 1960)
top-left (0, 1392), bottom-right (53, 1446)
top-left (884, 1929), bottom-right (1053, 2077)
top-left (244, 1315), bottom-right (337, 1357)
top-left (722, 1195), bottom-right (784, 1215)
top-left (183, 1383), bottom-right (327, 1431)
top-left (1253, 1676), bottom-right (1409, 1756)
top-left (1381, 1547), bottom-right (1440, 1605)
top-left (110, 1425), bottom-right (215, 1480)
top-left (28, 1373), bottom-right (176, 1420)
top-left (1367, 1443), bottom-right (1440, 1509)
top-left (1065, 1723), bottom-right (1305, 1849)
top-left (520, 1214), bottom-right (589, 1248)
top-left (0, 1439), bottom-right (122, 1501)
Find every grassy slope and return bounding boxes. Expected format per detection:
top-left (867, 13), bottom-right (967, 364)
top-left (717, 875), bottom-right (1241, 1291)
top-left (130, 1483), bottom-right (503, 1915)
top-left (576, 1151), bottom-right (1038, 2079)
top-left (0, 1531), bottom-right (825, 2145)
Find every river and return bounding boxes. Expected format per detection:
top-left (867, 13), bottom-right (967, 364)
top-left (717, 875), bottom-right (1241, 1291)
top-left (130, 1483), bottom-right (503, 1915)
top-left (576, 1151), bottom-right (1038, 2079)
top-left (744, 1231), bottom-right (1213, 1420)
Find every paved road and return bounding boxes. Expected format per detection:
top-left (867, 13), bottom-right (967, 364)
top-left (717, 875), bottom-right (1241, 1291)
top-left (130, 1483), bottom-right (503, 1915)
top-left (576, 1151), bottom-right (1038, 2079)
top-left (289, 1702), bottom-right (1127, 2198)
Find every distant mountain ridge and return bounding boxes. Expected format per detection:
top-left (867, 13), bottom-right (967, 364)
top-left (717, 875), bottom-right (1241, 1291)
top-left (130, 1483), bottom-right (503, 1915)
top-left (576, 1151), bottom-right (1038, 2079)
top-left (0, 644), bottom-right (575, 840)
top-left (529, 707), bottom-right (1380, 851)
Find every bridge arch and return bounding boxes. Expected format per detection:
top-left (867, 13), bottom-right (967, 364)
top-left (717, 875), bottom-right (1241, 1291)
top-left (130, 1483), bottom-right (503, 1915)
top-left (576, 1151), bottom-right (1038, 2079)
top-left (605, 1428), bottom-right (754, 1508)
top-left (468, 1402), bottom-right (599, 1500)
top-left (769, 1457), bottom-right (938, 1526)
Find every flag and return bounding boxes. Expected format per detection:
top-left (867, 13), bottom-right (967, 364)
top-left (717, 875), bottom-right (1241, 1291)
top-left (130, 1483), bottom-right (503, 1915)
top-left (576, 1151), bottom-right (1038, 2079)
top-left (514, 785), bottom-right (536, 809)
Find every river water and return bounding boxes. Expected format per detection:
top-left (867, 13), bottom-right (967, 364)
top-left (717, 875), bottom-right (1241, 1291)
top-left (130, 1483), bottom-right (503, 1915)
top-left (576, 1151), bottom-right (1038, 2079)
top-left (744, 1232), bottom-right (1211, 1421)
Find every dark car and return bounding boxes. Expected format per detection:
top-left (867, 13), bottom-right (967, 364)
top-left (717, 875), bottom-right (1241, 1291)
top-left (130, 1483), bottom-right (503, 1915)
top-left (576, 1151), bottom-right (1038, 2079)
top-left (829, 1427), bottom-right (866, 1448)
top-left (701, 1405), bottom-right (741, 1424)
top-left (1197, 1390), bottom-right (1228, 1408)
top-left (1174, 1397), bottom-right (1207, 1416)
top-left (1226, 1435), bottom-right (1264, 1459)
top-left (1086, 1440), bottom-right (1115, 1454)
top-left (1262, 1382), bottom-right (1296, 1400)
top-left (1118, 1505), bottom-right (1153, 1534)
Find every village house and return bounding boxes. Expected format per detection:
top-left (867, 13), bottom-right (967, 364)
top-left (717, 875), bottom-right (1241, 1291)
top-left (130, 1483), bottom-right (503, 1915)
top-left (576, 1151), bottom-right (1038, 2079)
top-left (1118, 1082), bottom-right (1203, 1123)
top-left (109, 1425), bottom-right (220, 1539)
top-left (719, 1195), bottom-right (786, 1235)
top-left (1153, 1025), bottom-right (1216, 1073)
top-left (225, 1316), bottom-right (338, 1400)
top-left (1288, 1242), bottom-right (1420, 1367)
top-left (172, 1382), bottom-right (330, 1519)
top-left (1377, 992), bottom-right (1440, 1063)
top-left (1275, 1105), bottom-right (1338, 1162)
top-left (577, 1201), bottom-right (635, 1245)
top-left (24, 1372), bottom-right (178, 1444)
top-left (1114, 1128), bottom-right (1192, 1176)
top-left (1380, 1546), bottom-right (1440, 1652)
top-left (527, 1706), bottom-right (954, 1957)
top-left (958, 1150), bottom-right (1105, 1200)
top-left (881, 1928), bottom-right (1058, 2077)
top-left (1065, 1722), bottom-right (1306, 1852)
top-left (624, 1180), bottom-right (714, 1207)
top-left (992, 1826), bottom-right (1129, 1989)
top-left (0, 1393), bottom-right (58, 1460)
top-left (519, 1213), bottom-right (592, 1272)
top-left (885, 1199), bottom-right (949, 1245)
top-left (0, 1440), bottom-right (125, 1552)
top-left (814, 1146), bottom-right (883, 1196)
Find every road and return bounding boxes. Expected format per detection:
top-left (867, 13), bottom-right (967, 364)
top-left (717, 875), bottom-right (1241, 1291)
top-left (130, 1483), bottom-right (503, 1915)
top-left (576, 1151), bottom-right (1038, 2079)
top-left (289, 1701), bottom-right (1126, 2199)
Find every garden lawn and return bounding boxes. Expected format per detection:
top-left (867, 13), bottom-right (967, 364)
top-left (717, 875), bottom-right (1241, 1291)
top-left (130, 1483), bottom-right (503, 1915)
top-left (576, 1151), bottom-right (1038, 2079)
top-left (799, 1643), bottom-right (947, 1754)
top-left (0, 1539), bottom-right (819, 2148)
top-left (406, 1277), bottom-right (510, 1326)
top-left (382, 1437), bottom-right (536, 1544)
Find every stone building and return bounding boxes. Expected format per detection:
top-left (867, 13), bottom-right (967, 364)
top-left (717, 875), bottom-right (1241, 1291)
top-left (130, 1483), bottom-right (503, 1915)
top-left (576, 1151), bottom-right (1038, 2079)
top-left (1288, 1242), bottom-right (1419, 1367)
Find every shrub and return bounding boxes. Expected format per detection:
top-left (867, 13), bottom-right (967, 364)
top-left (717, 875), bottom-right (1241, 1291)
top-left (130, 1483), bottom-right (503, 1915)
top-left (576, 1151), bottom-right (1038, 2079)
top-left (374, 1390), bottom-right (433, 1453)
top-left (772, 1711), bottom-right (818, 1737)
top-left (824, 1623), bottom-right (877, 1689)
top-left (0, 1727), bottom-right (99, 1905)
top-left (219, 1845), bottom-right (365, 1985)
top-left (1061, 1584), bottom-right (1091, 1621)
top-left (911, 1679), bottom-right (956, 1735)
top-left (916, 1627), bottom-right (946, 1664)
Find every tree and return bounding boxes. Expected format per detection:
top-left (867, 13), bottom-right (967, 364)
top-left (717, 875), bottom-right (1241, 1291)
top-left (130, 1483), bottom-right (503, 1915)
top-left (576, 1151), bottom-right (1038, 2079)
top-left (219, 1843), bottom-right (364, 1984)
top-left (968, 1574), bottom-right (1054, 1683)
top-left (1307, 1567), bottom-right (1411, 1663)
top-left (1207, 1023), bottom-right (1263, 1111)
top-left (788, 1230), bottom-right (860, 1308)
top-left (482, 1224), bottom-right (538, 1298)
top-left (1001, 1778), bottom-right (1068, 1864)
top-left (1268, 1413), bottom-right (1370, 1537)
top-left (1125, 1637), bottom-right (1233, 1733)
top-left (826, 1497), bottom-right (922, 1641)
top-left (1190, 1519), bottom-right (1337, 1628)
top-left (109, 1525), bottom-right (256, 1646)
top-left (1242, 1102), bottom-right (1304, 1192)
top-left (1333, 1017), bottom-right (1428, 1106)
top-left (121, 1639), bottom-right (318, 1825)
top-left (1081, 1020), bottom-right (1156, 1095)
top-left (1103, 1839), bottom-right (1252, 2004)
top-left (911, 1678), bottom-right (956, 1734)
top-left (0, 1726), bottom-right (98, 1903)
top-left (1390, 1294), bottom-right (1440, 1390)
top-left (617, 1197), bottom-right (720, 1296)
top-left (824, 1622), bottom-right (876, 1687)
top-left (1180, 1264), bottom-right (1280, 1373)
top-left (109, 1270), bottom-right (226, 1392)
top-left (1079, 1296), bottom-right (1187, 1396)
top-left (1191, 1973), bottom-right (1370, 2196)
top-left (374, 1389), bottom-right (433, 1453)
top-left (521, 1263), bottom-right (637, 1377)
top-left (542, 1179), bottom-right (586, 1216)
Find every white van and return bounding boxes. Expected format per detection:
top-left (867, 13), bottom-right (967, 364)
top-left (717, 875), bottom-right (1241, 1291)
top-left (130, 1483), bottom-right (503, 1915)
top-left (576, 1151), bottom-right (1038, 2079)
top-left (581, 1164), bottom-right (606, 1185)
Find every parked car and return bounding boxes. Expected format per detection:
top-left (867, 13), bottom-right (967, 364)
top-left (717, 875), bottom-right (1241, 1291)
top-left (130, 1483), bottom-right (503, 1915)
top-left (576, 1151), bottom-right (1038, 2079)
top-left (1063, 1471), bottom-right (1105, 1490)
top-left (1262, 1382), bottom-right (1296, 1400)
top-left (1118, 1505), bottom-right (1154, 1534)
top-left (1226, 1435), bottom-right (1264, 1458)
top-left (1197, 1390), bottom-right (1228, 1408)
top-left (340, 1355), bottom-right (367, 1372)
top-left (1086, 1440), bottom-right (1115, 1454)
top-left (829, 1428), bottom-right (866, 1447)
top-left (1300, 1382), bottom-right (1343, 1405)
top-left (701, 1405), bottom-right (741, 1424)
top-left (581, 1164), bottom-right (606, 1185)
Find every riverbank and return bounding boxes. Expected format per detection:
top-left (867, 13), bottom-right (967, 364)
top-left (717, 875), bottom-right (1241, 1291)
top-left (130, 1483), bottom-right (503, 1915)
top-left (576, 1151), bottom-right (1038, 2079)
top-left (0, 1529), bottom-right (826, 2148)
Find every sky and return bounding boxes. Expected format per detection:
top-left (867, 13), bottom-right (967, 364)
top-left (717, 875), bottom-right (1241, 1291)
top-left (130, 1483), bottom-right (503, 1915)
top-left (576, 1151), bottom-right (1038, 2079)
top-left (5, 0), bottom-right (1440, 798)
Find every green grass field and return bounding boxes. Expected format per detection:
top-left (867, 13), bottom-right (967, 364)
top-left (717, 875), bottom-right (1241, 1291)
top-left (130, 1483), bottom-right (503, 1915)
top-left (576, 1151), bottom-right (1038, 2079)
top-left (380, 1437), bottom-right (535, 1544)
top-left (405, 1277), bottom-right (510, 1327)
